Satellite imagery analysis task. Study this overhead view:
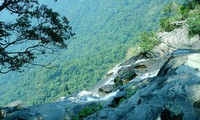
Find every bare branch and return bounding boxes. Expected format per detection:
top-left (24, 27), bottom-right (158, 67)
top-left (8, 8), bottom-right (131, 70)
top-left (28, 55), bottom-right (59, 69)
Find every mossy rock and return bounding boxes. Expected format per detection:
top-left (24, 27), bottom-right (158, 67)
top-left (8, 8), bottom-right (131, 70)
top-left (114, 69), bottom-right (137, 86)
top-left (114, 77), bottom-right (123, 86)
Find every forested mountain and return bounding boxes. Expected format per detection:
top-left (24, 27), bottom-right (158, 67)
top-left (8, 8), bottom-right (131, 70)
top-left (0, 0), bottom-right (186, 106)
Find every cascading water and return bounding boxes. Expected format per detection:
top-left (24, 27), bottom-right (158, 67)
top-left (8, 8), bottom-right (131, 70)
top-left (104, 64), bottom-right (132, 85)
top-left (65, 58), bottom-right (160, 103)
top-left (67, 64), bottom-right (132, 102)
top-left (129, 70), bottom-right (159, 83)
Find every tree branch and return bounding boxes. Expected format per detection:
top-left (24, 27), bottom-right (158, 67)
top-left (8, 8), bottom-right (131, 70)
top-left (0, 0), bottom-right (20, 12)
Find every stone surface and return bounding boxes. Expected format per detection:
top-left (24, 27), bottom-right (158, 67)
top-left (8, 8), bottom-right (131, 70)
top-left (3, 103), bottom-right (65, 120)
top-left (98, 84), bottom-right (118, 93)
top-left (84, 50), bottom-right (200, 120)
top-left (153, 26), bottom-right (200, 57)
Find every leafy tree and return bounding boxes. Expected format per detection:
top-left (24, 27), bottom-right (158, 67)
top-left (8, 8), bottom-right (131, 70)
top-left (0, 0), bottom-right (74, 73)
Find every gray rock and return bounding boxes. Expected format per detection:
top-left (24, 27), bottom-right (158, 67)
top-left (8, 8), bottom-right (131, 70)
top-left (84, 51), bottom-right (200, 120)
top-left (153, 25), bottom-right (200, 57)
top-left (1, 100), bottom-right (25, 118)
top-left (3, 103), bottom-right (65, 120)
top-left (98, 84), bottom-right (118, 93)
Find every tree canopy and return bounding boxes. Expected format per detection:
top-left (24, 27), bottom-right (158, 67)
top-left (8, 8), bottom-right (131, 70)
top-left (0, 0), bottom-right (74, 73)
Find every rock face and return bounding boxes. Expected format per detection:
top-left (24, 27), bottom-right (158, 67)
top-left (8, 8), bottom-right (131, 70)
top-left (98, 84), bottom-right (117, 93)
top-left (84, 50), bottom-right (200, 120)
top-left (153, 25), bottom-right (200, 57)
top-left (92, 54), bottom-right (167, 96)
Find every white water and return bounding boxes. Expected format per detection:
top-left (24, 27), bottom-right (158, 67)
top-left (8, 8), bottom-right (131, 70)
top-left (66, 59), bottom-right (159, 103)
top-left (138, 70), bottom-right (159, 79)
top-left (104, 64), bottom-right (131, 85)
top-left (68, 90), bottom-right (119, 102)
top-left (135, 59), bottom-right (149, 64)
top-left (67, 64), bottom-right (132, 102)
top-left (129, 70), bottom-right (159, 83)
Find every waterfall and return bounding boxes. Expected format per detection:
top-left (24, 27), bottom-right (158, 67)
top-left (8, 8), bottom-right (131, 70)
top-left (67, 64), bottom-right (132, 102)
top-left (104, 64), bottom-right (131, 85)
top-left (66, 58), bottom-right (159, 103)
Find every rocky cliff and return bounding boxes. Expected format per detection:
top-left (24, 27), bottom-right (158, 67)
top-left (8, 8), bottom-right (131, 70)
top-left (153, 24), bottom-right (200, 57)
top-left (1, 23), bottom-right (200, 120)
top-left (84, 49), bottom-right (200, 120)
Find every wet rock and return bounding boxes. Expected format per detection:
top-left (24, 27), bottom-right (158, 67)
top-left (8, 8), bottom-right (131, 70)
top-left (114, 67), bottom-right (137, 85)
top-left (84, 50), bottom-right (200, 120)
top-left (98, 84), bottom-right (118, 93)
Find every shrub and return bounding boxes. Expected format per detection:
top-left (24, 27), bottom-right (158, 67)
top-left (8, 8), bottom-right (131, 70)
top-left (139, 32), bottom-right (160, 53)
top-left (115, 86), bottom-right (138, 107)
top-left (78, 103), bottom-right (103, 119)
top-left (126, 87), bottom-right (138, 98)
top-left (187, 13), bottom-right (200, 37)
top-left (179, 5), bottom-right (190, 19)
top-left (118, 98), bottom-right (126, 105)
top-left (160, 18), bottom-right (178, 32)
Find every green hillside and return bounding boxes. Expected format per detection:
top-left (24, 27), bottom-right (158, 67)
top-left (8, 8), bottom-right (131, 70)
top-left (0, 0), bottom-right (186, 106)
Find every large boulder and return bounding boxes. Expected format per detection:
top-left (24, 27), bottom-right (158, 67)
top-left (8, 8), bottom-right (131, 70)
top-left (98, 84), bottom-right (118, 93)
top-left (114, 66), bottom-right (137, 85)
top-left (153, 25), bottom-right (200, 57)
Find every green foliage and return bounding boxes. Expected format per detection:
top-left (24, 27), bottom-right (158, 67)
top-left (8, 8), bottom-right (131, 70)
top-left (124, 83), bottom-right (138, 98)
top-left (160, 17), bottom-right (178, 32)
top-left (118, 98), bottom-right (126, 105)
top-left (79, 107), bottom-right (95, 118)
top-left (78, 103), bottom-right (103, 119)
top-left (160, 0), bottom-right (200, 33)
top-left (162, 2), bottom-right (174, 14)
top-left (125, 44), bottom-right (141, 60)
top-left (179, 4), bottom-right (190, 18)
top-left (187, 11), bottom-right (200, 37)
top-left (126, 87), bottom-right (138, 98)
top-left (113, 86), bottom-right (138, 107)
top-left (160, 2), bottom-right (185, 31)
top-left (0, 0), bottom-right (74, 73)
top-left (139, 32), bottom-right (160, 53)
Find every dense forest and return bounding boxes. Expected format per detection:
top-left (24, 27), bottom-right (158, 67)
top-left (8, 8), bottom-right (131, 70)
top-left (0, 0), bottom-right (186, 106)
